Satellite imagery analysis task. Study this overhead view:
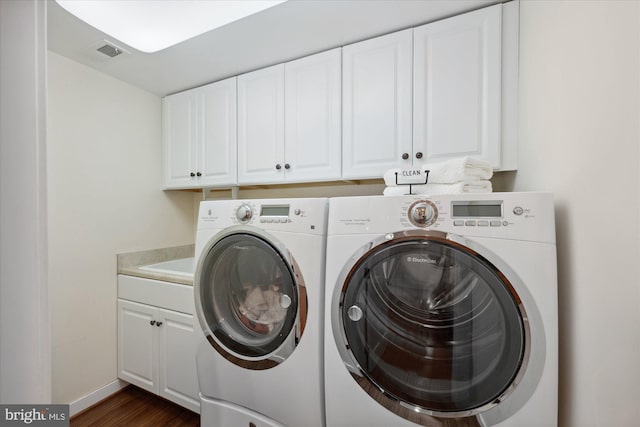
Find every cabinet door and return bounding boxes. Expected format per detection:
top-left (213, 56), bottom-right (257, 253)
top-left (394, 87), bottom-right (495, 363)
top-left (237, 64), bottom-right (285, 184)
top-left (162, 89), bottom-right (198, 189)
top-left (118, 300), bottom-right (158, 393)
top-left (413, 4), bottom-right (502, 168)
top-left (157, 308), bottom-right (200, 413)
top-left (284, 48), bottom-right (342, 183)
top-left (342, 29), bottom-right (413, 179)
top-left (198, 77), bottom-right (237, 187)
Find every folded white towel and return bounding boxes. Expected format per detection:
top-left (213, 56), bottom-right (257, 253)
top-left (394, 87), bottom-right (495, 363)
top-left (383, 180), bottom-right (493, 196)
top-left (383, 157), bottom-right (493, 186)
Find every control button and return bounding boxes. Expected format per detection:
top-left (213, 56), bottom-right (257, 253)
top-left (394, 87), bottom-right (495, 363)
top-left (513, 206), bottom-right (524, 216)
top-left (279, 218), bottom-right (288, 223)
top-left (490, 220), bottom-right (501, 227)
top-left (266, 218), bottom-right (274, 223)
top-left (453, 220), bottom-right (464, 226)
top-left (465, 220), bottom-right (476, 226)
top-left (502, 221), bottom-right (509, 226)
top-left (260, 218), bottom-right (266, 223)
top-left (478, 220), bottom-right (489, 227)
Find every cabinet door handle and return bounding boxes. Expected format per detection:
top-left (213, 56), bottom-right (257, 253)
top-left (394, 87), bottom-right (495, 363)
top-left (156, 321), bottom-right (163, 327)
top-left (150, 320), bottom-right (156, 326)
top-left (284, 163), bottom-right (290, 170)
top-left (196, 172), bottom-right (202, 177)
top-left (415, 152), bottom-right (423, 159)
top-left (189, 172), bottom-right (195, 177)
top-left (275, 164), bottom-right (282, 170)
top-left (402, 153), bottom-right (409, 160)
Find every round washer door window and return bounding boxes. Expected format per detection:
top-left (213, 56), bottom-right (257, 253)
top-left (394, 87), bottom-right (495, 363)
top-left (196, 230), bottom-right (307, 370)
top-left (335, 232), bottom-right (526, 418)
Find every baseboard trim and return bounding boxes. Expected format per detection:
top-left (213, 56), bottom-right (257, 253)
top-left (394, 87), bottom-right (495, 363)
top-left (69, 379), bottom-right (129, 416)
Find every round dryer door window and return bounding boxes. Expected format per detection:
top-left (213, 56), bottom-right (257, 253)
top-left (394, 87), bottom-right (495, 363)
top-left (196, 229), bottom-right (307, 370)
top-left (334, 231), bottom-right (527, 420)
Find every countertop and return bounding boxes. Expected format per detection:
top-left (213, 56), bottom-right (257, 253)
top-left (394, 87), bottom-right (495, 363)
top-left (117, 244), bottom-right (195, 286)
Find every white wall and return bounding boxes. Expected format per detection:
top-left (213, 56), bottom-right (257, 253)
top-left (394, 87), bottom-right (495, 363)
top-left (495, 1), bottom-right (640, 425)
top-left (47, 52), bottom-right (195, 405)
top-left (0, 0), bottom-right (50, 404)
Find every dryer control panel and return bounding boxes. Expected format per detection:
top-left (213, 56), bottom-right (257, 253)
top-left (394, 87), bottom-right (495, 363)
top-left (328, 193), bottom-right (556, 244)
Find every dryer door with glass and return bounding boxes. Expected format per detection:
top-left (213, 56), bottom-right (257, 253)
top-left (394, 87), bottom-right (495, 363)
top-left (195, 227), bottom-right (307, 370)
top-left (332, 230), bottom-right (533, 425)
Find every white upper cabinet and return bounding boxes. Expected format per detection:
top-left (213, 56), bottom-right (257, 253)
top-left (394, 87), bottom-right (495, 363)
top-left (238, 50), bottom-right (341, 185)
top-left (342, 29), bottom-right (413, 180)
top-left (163, 2), bottom-right (518, 188)
top-left (284, 48), bottom-right (342, 183)
top-left (162, 77), bottom-right (237, 189)
top-left (413, 4), bottom-right (502, 169)
top-left (237, 64), bottom-right (285, 185)
top-left (163, 89), bottom-right (197, 188)
top-left (198, 78), bottom-right (237, 186)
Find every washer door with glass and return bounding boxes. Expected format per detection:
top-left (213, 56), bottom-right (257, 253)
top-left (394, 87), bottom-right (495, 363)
top-left (333, 230), bottom-right (530, 425)
top-left (196, 227), bottom-right (307, 370)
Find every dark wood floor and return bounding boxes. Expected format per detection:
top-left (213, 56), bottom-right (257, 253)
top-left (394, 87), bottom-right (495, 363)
top-left (70, 386), bottom-right (199, 427)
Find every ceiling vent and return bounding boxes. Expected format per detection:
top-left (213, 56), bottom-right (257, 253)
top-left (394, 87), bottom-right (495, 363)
top-left (87, 40), bottom-right (130, 62)
top-left (97, 43), bottom-right (122, 58)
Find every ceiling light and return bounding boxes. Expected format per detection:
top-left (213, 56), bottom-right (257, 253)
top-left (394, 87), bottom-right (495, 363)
top-left (55, 0), bottom-right (287, 53)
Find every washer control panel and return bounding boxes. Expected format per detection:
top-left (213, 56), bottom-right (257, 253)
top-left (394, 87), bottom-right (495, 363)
top-left (233, 202), bottom-right (308, 225)
top-left (198, 198), bottom-right (328, 235)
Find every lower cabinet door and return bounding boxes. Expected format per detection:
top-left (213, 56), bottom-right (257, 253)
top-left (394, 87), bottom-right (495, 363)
top-left (118, 300), bottom-right (158, 393)
top-left (118, 299), bottom-right (200, 413)
top-left (157, 308), bottom-right (200, 412)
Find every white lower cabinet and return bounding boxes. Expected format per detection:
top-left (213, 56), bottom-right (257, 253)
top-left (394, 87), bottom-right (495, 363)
top-left (117, 276), bottom-right (200, 413)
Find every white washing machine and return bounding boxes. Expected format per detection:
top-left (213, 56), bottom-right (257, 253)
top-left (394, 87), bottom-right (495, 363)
top-left (194, 198), bottom-right (328, 427)
top-left (324, 193), bottom-right (557, 427)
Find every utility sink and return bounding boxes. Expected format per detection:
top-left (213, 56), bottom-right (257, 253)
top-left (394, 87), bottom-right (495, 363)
top-left (138, 257), bottom-right (195, 278)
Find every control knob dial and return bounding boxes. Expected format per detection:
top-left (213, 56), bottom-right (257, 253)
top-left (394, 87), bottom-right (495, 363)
top-left (236, 204), bottom-right (253, 223)
top-left (408, 200), bottom-right (437, 227)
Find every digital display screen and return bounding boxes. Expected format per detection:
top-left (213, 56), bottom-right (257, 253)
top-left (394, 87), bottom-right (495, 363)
top-left (452, 201), bottom-right (502, 218)
top-left (260, 205), bottom-right (290, 217)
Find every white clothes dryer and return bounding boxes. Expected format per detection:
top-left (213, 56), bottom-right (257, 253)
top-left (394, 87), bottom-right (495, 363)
top-left (194, 198), bottom-right (328, 427)
top-left (324, 193), bottom-right (557, 427)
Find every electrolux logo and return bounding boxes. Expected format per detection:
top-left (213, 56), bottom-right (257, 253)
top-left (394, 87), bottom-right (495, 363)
top-left (406, 256), bottom-right (436, 264)
top-left (1, 405), bottom-right (68, 427)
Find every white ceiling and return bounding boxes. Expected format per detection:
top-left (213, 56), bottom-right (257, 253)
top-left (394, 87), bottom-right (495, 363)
top-left (47, 0), bottom-right (499, 97)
